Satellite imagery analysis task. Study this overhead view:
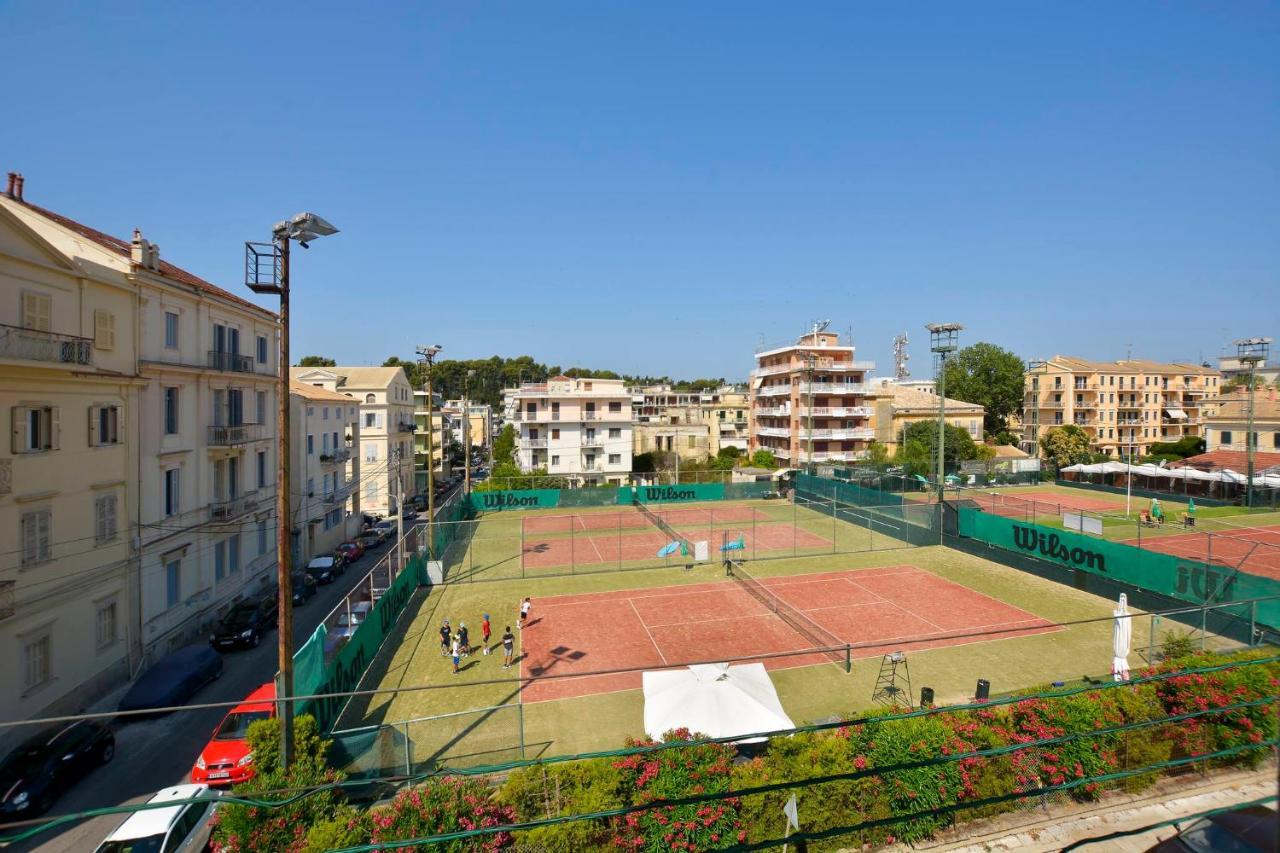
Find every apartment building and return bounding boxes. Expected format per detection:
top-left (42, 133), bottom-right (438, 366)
top-left (631, 385), bottom-right (750, 460)
top-left (292, 366), bottom-right (416, 515)
top-left (442, 399), bottom-right (493, 458)
top-left (1217, 353), bottom-right (1280, 387)
top-left (412, 389), bottom-right (453, 494)
top-left (0, 174), bottom-right (282, 732)
top-left (1201, 392), bottom-right (1280, 456)
top-left (507, 376), bottom-right (633, 484)
top-left (289, 381), bottom-right (361, 565)
top-left (867, 379), bottom-right (986, 453)
top-left (1022, 357), bottom-right (1221, 457)
top-left (748, 329), bottom-right (875, 466)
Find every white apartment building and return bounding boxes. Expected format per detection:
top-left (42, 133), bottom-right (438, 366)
top-left (412, 389), bottom-right (452, 494)
top-left (748, 327), bottom-right (876, 465)
top-left (507, 376), bottom-right (633, 485)
top-left (292, 367), bottom-right (415, 515)
top-left (0, 174), bottom-right (282, 735)
top-left (289, 381), bottom-right (361, 565)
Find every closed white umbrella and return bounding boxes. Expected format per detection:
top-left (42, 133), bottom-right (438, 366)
top-left (1112, 594), bottom-right (1132, 682)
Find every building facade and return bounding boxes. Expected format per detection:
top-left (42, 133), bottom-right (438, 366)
top-left (289, 381), bottom-right (361, 565)
top-left (630, 385), bottom-right (749, 460)
top-left (1201, 392), bottom-right (1280, 455)
top-left (867, 379), bottom-right (985, 453)
top-left (748, 329), bottom-right (875, 466)
top-left (292, 367), bottom-right (416, 516)
top-left (412, 389), bottom-right (453, 494)
top-left (1022, 357), bottom-right (1220, 458)
top-left (442, 399), bottom-right (493, 461)
top-left (507, 376), bottom-right (633, 484)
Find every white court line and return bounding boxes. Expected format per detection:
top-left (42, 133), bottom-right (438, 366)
top-left (630, 597), bottom-right (668, 664)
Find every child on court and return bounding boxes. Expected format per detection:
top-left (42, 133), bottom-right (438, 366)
top-left (518, 597), bottom-right (532, 629)
top-left (458, 622), bottom-right (471, 656)
top-left (439, 621), bottom-right (451, 656)
top-left (502, 626), bottom-right (515, 668)
top-left (450, 636), bottom-right (461, 674)
top-left (481, 614), bottom-right (492, 655)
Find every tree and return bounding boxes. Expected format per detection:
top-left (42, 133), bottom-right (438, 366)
top-left (940, 342), bottom-right (1026, 435)
top-left (865, 440), bottom-right (890, 468)
top-left (492, 424), bottom-right (516, 465)
top-left (1039, 424), bottom-right (1092, 468)
top-left (993, 430), bottom-right (1019, 446)
top-left (750, 449), bottom-right (777, 469)
top-left (1222, 375), bottom-right (1268, 393)
top-left (899, 421), bottom-right (979, 465)
top-left (297, 355), bottom-right (335, 367)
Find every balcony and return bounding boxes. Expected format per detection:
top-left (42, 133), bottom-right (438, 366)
top-left (1036, 401), bottom-right (1066, 409)
top-left (320, 447), bottom-right (351, 465)
top-left (756, 385), bottom-right (793, 397)
top-left (1073, 400), bottom-right (1097, 409)
top-left (209, 491), bottom-right (259, 521)
top-left (797, 382), bottom-right (866, 395)
top-left (757, 426), bottom-right (791, 438)
top-left (583, 412), bottom-right (598, 420)
top-left (750, 363), bottom-right (793, 378)
top-left (754, 406), bottom-right (790, 417)
top-left (797, 427), bottom-right (875, 441)
top-left (397, 421), bottom-right (416, 433)
top-left (522, 438), bottom-right (548, 448)
top-left (799, 450), bottom-right (866, 463)
top-left (581, 437), bottom-right (604, 447)
top-left (797, 406), bottom-right (873, 418)
top-left (0, 323), bottom-right (94, 366)
top-left (324, 483), bottom-right (354, 505)
top-left (208, 423), bottom-right (263, 445)
top-left (207, 350), bottom-right (254, 373)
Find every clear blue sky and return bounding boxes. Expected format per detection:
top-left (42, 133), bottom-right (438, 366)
top-left (5, 2), bottom-right (1278, 379)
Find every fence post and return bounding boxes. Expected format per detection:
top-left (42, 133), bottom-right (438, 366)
top-left (1249, 600), bottom-right (1257, 645)
top-left (617, 511), bottom-right (622, 571)
top-left (845, 644), bottom-right (851, 674)
top-left (570, 513), bottom-right (576, 575)
top-left (1200, 605), bottom-right (1207, 651)
top-left (519, 516), bottom-right (525, 578)
top-left (1148, 614), bottom-right (1157, 664)
top-left (518, 702), bottom-right (526, 760)
top-left (403, 721), bottom-right (412, 775)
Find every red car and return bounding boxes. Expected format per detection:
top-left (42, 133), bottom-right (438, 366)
top-left (337, 540), bottom-right (365, 563)
top-left (190, 683), bottom-right (274, 787)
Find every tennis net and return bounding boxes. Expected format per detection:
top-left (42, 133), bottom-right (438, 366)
top-left (727, 559), bottom-right (847, 668)
top-left (635, 500), bottom-right (681, 541)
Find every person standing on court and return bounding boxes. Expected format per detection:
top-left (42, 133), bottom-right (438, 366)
top-left (502, 626), bottom-right (515, 668)
top-left (451, 636), bottom-right (461, 674)
top-left (439, 620), bottom-right (451, 657)
top-left (481, 613), bottom-right (492, 655)
top-left (518, 597), bottom-right (532, 629)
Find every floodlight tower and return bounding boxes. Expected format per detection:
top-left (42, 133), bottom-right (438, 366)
top-left (927, 323), bottom-right (963, 502)
top-left (416, 345), bottom-right (443, 558)
top-left (1234, 337), bottom-right (1272, 508)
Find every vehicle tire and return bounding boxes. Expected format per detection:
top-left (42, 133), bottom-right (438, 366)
top-left (100, 741), bottom-right (115, 764)
top-left (249, 632), bottom-right (260, 648)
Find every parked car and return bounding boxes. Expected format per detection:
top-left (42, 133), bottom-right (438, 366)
top-left (401, 507), bottom-right (419, 521)
top-left (119, 646), bottom-right (223, 715)
top-left (330, 601), bottom-right (373, 640)
top-left (1145, 804), bottom-right (1276, 852)
top-left (190, 683), bottom-right (274, 787)
top-left (290, 571), bottom-right (317, 606)
top-left (93, 783), bottom-right (221, 852)
top-left (373, 520), bottom-right (397, 541)
top-left (0, 720), bottom-right (115, 820)
top-left (209, 596), bottom-right (279, 650)
top-left (305, 555), bottom-right (342, 585)
top-left (357, 530), bottom-right (383, 550)
top-left (337, 540), bottom-right (365, 563)
top-left (406, 494), bottom-right (428, 511)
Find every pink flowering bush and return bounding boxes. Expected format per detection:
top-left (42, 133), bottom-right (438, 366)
top-left (368, 776), bottom-right (516, 851)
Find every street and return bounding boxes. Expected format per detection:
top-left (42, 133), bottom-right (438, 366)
top-left (9, 533), bottom-right (402, 853)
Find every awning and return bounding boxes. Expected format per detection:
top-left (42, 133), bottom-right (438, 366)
top-left (1164, 408), bottom-right (1187, 420)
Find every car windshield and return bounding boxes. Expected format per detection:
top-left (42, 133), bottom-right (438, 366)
top-left (1177, 818), bottom-right (1262, 853)
top-left (94, 834), bottom-right (166, 853)
top-left (222, 606), bottom-right (256, 628)
top-left (215, 710), bottom-right (272, 740)
top-left (0, 746), bottom-right (48, 776)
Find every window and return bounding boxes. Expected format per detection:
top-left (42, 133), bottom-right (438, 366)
top-left (256, 335), bottom-right (268, 364)
top-left (256, 390), bottom-right (267, 424)
top-left (163, 387), bottom-right (179, 435)
top-left (12, 405), bottom-right (58, 453)
top-left (609, 428), bottom-right (621, 438)
top-left (96, 601), bottom-right (118, 649)
top-left (367, 483), bottom-right (379, 502)
top-left (687, 435), bottom-right (697, 449)
top-left (257, 520), bottom-right (268, 555)
top-left (1273, 433), bottom-right (1280, 449)
top-left (164, 468), bottom-right (180, 516)
top-left (365, 444), bottom-right (377, 462)
top-left (21, 510), bottom-right (52, 566)
top-left (94, 494), bottom-right (118, 544)
top-left (164, 311), bottom-right (179, 348)
top-left (90, 405), bottom-right (121, 446)
top-left (609, 453), bottom-right (621, 464)
top-left (229, 534), bottom-right (241, 573)
top-left (307, 477), bottom-right (315, 497)
top-left (257, 450), bottom-right (267, 488)
top-left (94, 310), bottom-right (116, 350)
top-left (214, 540), bottom-right (226, 581)
top-left (609, 402), bottom-right (622, 413)
top-left (322, 433), bottom-right (330, 453)
top-left (550, 428), bottom-right (559, 440)
top-left (166, 559), bottom-right (182, 607)
top-left (307, 434), bottom-right (314, 455)
top-left (1220, 430), bottom-right (1233, 446)
top-left (23, 633), bottom-right (50, 692)
top-left (365, 413), bottom-right (376, 428)
top-left (322, 406), bottom-right (329, 420)
top-left (22, 291), bottom-right (51, 331)
top-left (551, 455), bottom-right (560, 465)
top-left (365, 393), bottom-right (376, 404)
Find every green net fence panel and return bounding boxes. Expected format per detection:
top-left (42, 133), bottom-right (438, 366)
top-left (557, 487), bottom-right (624, 508)
top-left (728, 559), bottom-right (846, 667)
top-left (330, 704), bottom-right (525, 779)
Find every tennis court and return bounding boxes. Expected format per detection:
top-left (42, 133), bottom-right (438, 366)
top-left (522, 504), bottom-right (770, 534)
top-left (518, 564), bottom-right (1057, 702)
top-left (1120, 523), bottom-right (1280, 581)
top-left (976, 489), bottom-right (1128, 516)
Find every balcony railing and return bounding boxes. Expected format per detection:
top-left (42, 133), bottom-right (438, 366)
top-left (797, 382), bottom-right (867, 395)
top-left (209, 491), bottom-right (259, 522)
top-left (324, 483), bottom-right (354, 504)
top-left (207, 350), bottom-right (254, 373)
top-left (397, 421), bottom-right (416, 433)
top-left (320, 447), bottom-right (351, 464)
top-left (754, 406), bottom-right (790, 417)
top-left (797, 427), bottom-right (875, 441)
top-left (797, 406), bottom-right (873, 417)
top-left (756, 385), bottom-right (793, 397)
top-left (208, 423), bottom-right (263, 445)
top-left (523, 438), bottom-right (549, 448)
top-left (757, 426), bottom-right (791, 438)
top-left (750, 363), bottom-right (792, 378)
top-left (0, 323), bottom-right (93, 366)
top-left (583, 412), bottom-right (598, 420)
top-left (581, 437), bottom-right (604, 447)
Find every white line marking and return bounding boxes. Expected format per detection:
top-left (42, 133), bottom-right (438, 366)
top-left (631, 598), bottom-right (668, 664)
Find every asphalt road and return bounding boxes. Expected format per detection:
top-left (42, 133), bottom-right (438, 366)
top-left (10, 533), bottom-right (403, 853)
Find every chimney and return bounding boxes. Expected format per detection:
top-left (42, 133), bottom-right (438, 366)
top-left (4, 173), bottom-right (14, 198)
top-left (13, 173), bottom-right (23, 201)
top-left (149, 243), bottom-right (160, 270)
top-left (131, 228), bottom-right (146, 267)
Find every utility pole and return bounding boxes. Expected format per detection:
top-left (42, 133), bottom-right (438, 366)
top-left (927, 323), bottom-right (963, 502)
top-left (416, 345), bottom-right (441, 559)
top-left (1235, 338), bottom-right (1271, 508)
top-left (245, 212), bottom-right (339, 769)
top-left (464, 369), bottom-right (476, 495)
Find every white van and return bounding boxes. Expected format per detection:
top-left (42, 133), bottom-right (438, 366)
top-left (94, 783), bottom-right (220, 852)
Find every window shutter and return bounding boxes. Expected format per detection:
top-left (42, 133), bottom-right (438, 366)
top-left (94, 310), bottom-right (116, 350)
top-left (89, 406), bottom-right (99, 447)
top-left (48, 407), bottom-right (60, 450)
top-left (38, 512), bottom-right (51, 561)
top-left (12, 407), bottom-right (26, 454)
top-left (22, 292), bottom-right (51, 331)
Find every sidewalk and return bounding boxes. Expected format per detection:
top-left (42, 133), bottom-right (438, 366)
top-left (886, 763), bottom-right (1275, 852)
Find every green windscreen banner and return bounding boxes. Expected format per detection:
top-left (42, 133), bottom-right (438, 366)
top-left (470, 489), bottom-right (562, 512)
top-left (795, 472), bottom-right (904, 508)
top-left (633, 483), bottom-right (726, 503)
top-left (956, 507), bottom-right (1280, 629)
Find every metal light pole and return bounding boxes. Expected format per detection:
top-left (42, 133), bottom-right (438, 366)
top-left (464, 369), bottom-right (475, 494)
top-left (416, 345), bottom-right (442, 558)
top-left (246, 213), bottom-right (338, 769)
top-left (927, 323), bottom-right (963, 502)
top-left (1235, 337), bottom-right (1271, 508)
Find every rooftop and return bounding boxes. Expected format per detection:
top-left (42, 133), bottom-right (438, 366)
top-left (1202, 391), bottom-right (1280, 422)
top-left (290, 380), bottom-right (356, 403)
top-left (1033, 356), bottom-right (1218, 376)
top-left (871, 380), bottom-right (984, 414)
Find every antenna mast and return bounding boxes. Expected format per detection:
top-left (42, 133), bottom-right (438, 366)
top-left (893, 332), bottom-right (910, 380)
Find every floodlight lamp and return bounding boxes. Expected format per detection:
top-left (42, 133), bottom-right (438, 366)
top-left (417, 344), bottom-right (443, 359)
top-left (273, 212), bottom-right (339, 244)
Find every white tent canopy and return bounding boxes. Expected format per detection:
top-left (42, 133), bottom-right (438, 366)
top-left (643, 663), bottom-right (795, 744)
top-left (1061, 462), bottom-right (1280, 488)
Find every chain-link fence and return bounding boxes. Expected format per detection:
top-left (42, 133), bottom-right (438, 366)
top-left (330, 704), bottom-right (526, 779)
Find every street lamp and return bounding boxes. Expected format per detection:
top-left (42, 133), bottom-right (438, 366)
top-left (1234, 337), bottom-right (1272, 508)
top-left (927, 323), bottom-right (963, 502)
top-left (416, 345), bottom-right (442, 560)
top-left (464, 369), bottom-right (476, 494)
top-left (245, 212), bottom-right (338, 769)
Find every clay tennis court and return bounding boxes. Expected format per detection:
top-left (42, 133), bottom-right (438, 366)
top-left (521, 521), bottom-right (831, 570)
top-left (1120, 523), bottom-right (1280, 581)
top-left (976, 490), bottom-right (1127, 518)
top-left (522, 504), bottom-right (771, 534)
top-left (517, 565), bottom-right (1057, 702)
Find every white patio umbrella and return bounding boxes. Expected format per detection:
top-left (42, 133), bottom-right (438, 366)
top-left (642, 663), bottom-right (795, 744)
top-left (1112, 593), bottom-right (1132, 682)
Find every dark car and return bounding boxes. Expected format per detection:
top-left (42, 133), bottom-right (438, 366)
top-left (0, 720), bottom-right (115, 820)
top-left (209, 597), bottom-right (279, 650)
top-left (305, 555), bottom-right (342, 585)
top-left (118, 645), bottom-right (223, 715)
top-left (1145, 804), bottom-right (1277, 852)
top-left (291, 571), bottom-right (317, 606)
